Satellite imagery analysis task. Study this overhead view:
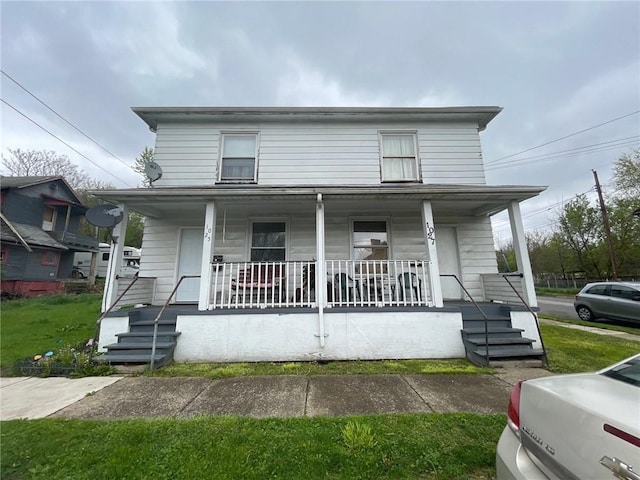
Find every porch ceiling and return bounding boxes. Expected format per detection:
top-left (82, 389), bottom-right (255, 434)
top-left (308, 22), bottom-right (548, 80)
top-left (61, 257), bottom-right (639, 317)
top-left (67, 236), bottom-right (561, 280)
top-left (91, 184), bottom-right (546, 219)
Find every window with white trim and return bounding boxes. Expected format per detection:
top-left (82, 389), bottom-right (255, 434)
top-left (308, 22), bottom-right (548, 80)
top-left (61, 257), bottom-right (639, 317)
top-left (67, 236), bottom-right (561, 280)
top-left (42, 206), bottom-right (56, 231)
top-left (219, 134), bottom-right (257, 182)
top-left (352, 221), bottom-right (389, 261)
top-left (250, 222), bottom-right (286, 261)
top-left (380, 133), bottom-right (419, 182)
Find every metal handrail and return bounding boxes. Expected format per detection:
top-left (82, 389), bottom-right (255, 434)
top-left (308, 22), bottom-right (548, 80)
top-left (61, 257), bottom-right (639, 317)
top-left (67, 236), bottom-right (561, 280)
top-left (500, 273), bottom-right (549, 367)
top-left (440, 274), bottom-right (491, 366)
top-left (149, 275), bottom-right (200, 372)
top-left (88, 273), bottom-right (141, 362)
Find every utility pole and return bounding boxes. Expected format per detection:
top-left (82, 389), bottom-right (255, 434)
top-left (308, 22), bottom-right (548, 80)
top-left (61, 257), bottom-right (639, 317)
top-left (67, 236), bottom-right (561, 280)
top-left (592, 169), bottom-right (620, 280)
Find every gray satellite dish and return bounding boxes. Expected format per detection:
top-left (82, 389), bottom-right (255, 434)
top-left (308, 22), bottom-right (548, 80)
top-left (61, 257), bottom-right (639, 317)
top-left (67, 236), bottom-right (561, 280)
top-left (145, 161), bottom-right (163, 184)
top-left (86, 204), bottom-right (124, 228)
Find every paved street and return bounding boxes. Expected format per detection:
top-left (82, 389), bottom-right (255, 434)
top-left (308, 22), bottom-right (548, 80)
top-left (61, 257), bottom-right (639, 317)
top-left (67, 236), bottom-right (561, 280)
top-left (537, 295), bottom-right (577, 319)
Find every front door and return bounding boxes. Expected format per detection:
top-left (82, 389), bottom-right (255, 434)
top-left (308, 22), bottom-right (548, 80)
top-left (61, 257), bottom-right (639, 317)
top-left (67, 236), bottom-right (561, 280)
top-left (436, 227), bottom-right (462, 300)
top-left (176, 228), bottom-right (203, 302)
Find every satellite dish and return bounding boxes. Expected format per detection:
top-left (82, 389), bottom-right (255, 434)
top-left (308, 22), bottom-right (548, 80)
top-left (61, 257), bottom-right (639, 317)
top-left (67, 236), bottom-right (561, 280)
top-left (145, 161), bottom-right (163, 184)
top-left (86, 204), bottom-right (124, 228)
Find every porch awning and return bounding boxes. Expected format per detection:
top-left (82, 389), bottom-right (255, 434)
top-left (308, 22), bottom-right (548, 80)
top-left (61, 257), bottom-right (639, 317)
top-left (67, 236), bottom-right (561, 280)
top-left (91, 184), bottom-right (546, 219)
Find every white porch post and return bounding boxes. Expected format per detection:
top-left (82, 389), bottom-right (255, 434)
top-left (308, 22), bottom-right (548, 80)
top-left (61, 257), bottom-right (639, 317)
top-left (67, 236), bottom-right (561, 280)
top-left (508, 201), bottom-right (537, 307)
top-left (421, 200), bottom-right (443, 307)
top-left (315, 194), bottom-right (326, 347)
top-left (101, 203), bottom-right (128, 312)
top-left (198, 201), bottom-right (217, 311)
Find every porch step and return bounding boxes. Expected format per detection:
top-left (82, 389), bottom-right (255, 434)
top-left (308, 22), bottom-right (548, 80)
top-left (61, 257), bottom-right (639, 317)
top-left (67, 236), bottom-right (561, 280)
top-left (100, 310), bottom-right (180, 367)
top-left (459, 304), bottom-right (546, 367)
top-left (116, 332), bottom-right (181, 343)
top-left (96, 353), bottom-right (168, 365)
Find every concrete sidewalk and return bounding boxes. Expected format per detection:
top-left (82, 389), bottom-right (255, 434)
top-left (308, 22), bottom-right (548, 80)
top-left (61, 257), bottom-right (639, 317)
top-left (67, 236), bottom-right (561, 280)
top-left (1, 369), bottom-right (552, 421)
top-left (540, 318), bottom-right (640, 342)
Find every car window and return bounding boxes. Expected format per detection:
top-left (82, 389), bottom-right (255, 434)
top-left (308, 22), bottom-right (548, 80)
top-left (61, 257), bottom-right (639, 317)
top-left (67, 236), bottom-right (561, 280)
top-left (585, 284), bottom-right (609, 296)
top-left (602, 357), bottom-right (640, 387)
top-left (610, 285), bottom-right (639, 300)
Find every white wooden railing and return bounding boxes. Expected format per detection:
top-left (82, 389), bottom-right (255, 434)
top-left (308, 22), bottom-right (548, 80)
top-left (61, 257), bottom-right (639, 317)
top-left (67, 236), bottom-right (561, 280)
top-left (207, 260), bottom-right (432, 309)
top-left (326, 260), bottom-right (432, 307)
top-left (209, 261), bottom-right (316, 309)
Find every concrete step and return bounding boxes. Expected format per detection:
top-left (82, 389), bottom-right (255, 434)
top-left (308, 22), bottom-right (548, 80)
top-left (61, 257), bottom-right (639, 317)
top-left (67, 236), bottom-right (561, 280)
top-left (471, 347), bottom-right (545, 358)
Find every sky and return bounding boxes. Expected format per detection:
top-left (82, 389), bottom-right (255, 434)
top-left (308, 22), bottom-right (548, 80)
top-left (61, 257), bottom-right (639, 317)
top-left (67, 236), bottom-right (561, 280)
top-left (1, 1), bottom-right (639, 245)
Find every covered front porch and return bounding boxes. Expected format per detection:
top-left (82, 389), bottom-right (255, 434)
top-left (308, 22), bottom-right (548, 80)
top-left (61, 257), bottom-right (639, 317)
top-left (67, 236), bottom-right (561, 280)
top-left (97, 185), bottom-right (542, 314)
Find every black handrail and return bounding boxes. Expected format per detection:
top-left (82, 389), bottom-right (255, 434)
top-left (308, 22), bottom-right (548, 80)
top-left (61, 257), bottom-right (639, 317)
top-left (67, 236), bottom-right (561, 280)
top-left (88, 273), bottom-right (141, 362)
top-left (500, 273), bottom-right (549, 367)
top-left (440, 274), bottom-right (491, 366)
top-left (149, 275), bottom-right (200, 372)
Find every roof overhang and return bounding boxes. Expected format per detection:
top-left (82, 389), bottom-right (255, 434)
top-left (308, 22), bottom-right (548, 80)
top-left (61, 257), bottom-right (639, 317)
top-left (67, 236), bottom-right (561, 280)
top-left (132, 106), bottom-right (503, 133)
top-left (91, 184), bottom-right (546, 219)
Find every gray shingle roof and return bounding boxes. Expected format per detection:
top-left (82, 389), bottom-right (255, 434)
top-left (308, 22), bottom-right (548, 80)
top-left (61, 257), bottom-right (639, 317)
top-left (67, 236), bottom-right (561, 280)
top-left (1, 176), bottom-right (62, 189)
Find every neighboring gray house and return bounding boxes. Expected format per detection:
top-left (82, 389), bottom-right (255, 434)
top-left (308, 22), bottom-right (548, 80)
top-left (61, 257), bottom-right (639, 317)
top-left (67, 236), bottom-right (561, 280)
top-left (0, 176), bottom-right (98, 296)
top-left (94, 107), bottom-right (547, 367)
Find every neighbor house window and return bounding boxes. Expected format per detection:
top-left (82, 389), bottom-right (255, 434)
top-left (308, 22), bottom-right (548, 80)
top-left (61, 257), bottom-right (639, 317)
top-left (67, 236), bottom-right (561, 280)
top-left (41, 251), bottom-right (60, 266)
top-left (42, 206), bottom-right (56, 231)
top-left (352, 221), bottom-right (389, 261)
top-left (380, 133), bottom-right (419, 182)
top-left (220, 134), bottom-right (258, 182)
top-left (1, 247), bottom-right (8, 265)
top-left (251, 222), bottom-right (286, 261)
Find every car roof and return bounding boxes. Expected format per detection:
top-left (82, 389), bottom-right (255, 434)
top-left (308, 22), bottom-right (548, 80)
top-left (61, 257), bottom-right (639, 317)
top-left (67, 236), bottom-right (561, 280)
top-left (583, 281), bottom-right (640, 288)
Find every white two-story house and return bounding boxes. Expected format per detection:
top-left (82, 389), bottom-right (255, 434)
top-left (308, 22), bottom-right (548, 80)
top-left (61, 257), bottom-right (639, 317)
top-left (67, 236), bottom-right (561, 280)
top-left (94, 107), bottom-right (547, 367)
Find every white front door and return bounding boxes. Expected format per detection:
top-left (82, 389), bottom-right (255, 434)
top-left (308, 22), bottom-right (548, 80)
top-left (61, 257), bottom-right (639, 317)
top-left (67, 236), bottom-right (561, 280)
top-left (176, 228), bottom-right (203, 302)
top-left (436, 227), bottom-right (462, 300)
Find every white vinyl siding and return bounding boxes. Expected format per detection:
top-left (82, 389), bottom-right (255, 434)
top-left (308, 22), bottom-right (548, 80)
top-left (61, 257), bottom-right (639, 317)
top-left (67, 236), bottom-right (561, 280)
top-left (150, 121), bottom-right (486, 187)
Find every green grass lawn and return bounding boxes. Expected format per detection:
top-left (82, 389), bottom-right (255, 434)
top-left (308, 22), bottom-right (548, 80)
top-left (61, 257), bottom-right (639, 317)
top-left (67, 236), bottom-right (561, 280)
top-left (0, 294), bottom-right (102, 372)
top-left (1, 413), bottom-right (504, 480)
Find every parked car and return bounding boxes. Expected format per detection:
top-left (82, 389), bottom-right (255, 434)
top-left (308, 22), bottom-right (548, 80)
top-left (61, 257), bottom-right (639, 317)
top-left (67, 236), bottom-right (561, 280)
top-left (574, 281), bottom-right (640, 323)
top-left (496, 354), bottom-right (640, 480)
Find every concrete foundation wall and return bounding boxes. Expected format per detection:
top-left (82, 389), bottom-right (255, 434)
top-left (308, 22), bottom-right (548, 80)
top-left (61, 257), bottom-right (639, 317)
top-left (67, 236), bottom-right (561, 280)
top-left (510, 311), bottom-right (542, 348)
top-left (173, 310), bottom-right (465, 362)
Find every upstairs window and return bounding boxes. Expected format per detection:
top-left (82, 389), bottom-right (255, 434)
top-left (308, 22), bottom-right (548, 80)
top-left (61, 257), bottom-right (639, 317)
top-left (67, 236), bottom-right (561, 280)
top-left (220, 134), bottom-right (258, 183)
top-left (42, 206), bottom-right (56, 231)
top-left (380, 133), bottom-right (419, 182)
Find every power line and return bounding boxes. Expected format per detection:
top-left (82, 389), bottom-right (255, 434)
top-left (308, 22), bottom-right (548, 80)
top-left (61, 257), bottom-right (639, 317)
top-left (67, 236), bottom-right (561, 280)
top-left (1, 98), bottom-right (136, 187)
top-left (1, 69), bottom-right (137, 173)
top-left (487, 136), bottom-right (639, 169)
top-left (486, 110), bottom-right (640, 165)
top-left (487, 139), bottom-right (639, 171)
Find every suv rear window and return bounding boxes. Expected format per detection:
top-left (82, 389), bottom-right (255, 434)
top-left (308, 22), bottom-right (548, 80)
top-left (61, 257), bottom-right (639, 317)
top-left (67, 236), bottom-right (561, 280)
top-left (586, 284), bottom-right (609, 295)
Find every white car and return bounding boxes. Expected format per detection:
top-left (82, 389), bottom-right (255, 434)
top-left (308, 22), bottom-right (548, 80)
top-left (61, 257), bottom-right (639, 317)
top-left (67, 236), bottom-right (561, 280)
top-left (496, 354), bottom-right (640, 480)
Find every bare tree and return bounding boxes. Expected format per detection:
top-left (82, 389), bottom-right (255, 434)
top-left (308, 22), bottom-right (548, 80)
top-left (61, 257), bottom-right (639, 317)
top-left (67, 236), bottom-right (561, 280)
top-left (1, 149), bottom-right (91, 190)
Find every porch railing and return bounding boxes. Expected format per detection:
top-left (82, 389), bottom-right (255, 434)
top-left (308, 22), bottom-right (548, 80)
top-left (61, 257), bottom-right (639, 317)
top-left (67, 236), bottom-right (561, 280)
top-left (209, 261), bottom-right (316, 309)
top-left (327, 260), bottom-right (432, 308)
top-left (208, 260), bottom-right (432, 309)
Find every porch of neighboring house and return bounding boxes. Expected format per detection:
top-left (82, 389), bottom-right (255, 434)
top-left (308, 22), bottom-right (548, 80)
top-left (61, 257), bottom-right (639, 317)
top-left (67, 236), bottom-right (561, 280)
top-left (93, 188), bottom-right (546, 367)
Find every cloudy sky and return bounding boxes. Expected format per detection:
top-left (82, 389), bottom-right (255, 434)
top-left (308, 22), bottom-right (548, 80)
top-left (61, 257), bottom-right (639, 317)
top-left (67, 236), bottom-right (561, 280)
top-left (1, 1), bottom-right (639, 244)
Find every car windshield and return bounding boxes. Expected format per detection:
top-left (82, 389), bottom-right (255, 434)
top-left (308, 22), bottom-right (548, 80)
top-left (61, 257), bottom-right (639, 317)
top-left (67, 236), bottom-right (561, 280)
top-left (602, 357), bottom-right (640, 387)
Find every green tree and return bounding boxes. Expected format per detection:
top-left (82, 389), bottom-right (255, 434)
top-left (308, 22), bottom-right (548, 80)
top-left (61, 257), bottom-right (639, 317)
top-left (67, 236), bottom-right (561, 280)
top-left (133, 147), bottom-right (155, 188)
top-left (556, 194), bottom-right (607, 278)
top-left (612, 148), bottom-right (640, 199)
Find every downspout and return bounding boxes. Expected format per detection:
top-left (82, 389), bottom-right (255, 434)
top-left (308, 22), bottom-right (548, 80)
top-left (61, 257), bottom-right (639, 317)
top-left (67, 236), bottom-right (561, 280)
top-left (315, 194), bottom-right (326, 348)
